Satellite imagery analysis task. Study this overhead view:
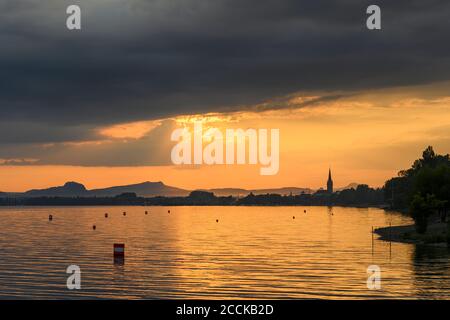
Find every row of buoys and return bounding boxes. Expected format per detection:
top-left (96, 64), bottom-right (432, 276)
top-left (47, 208), bottom-right (228, 233)
top-left (46, 211), bottom-right (154, 262)
top-left (48, 208), bottom-right (310, 226)
top-left (47, 209), bottom-right (314, 225)
top-left (48, 210), bottom-right (151, 231)
top-left (47, 208), bottom-right (315, 261)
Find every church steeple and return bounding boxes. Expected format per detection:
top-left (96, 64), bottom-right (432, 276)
top-left (327, 168), bottom-right (333, 194)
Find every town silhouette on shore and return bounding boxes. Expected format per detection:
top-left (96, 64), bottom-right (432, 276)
top-left (0, 166), bottom-right (384, 207)
top-left (2, 146), bottom-right (447, 214)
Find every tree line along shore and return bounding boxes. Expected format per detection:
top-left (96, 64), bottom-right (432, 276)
top-left (378, 146), bottom-right (450, 245)
top-left (0, 185), bottom-right (385, 207)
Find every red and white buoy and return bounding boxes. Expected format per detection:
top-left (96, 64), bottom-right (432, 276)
top-left (113, 243), bottom-right (125, 258)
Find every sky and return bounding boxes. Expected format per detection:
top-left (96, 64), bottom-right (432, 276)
top-left (1, 0), bottom-right (450, 192)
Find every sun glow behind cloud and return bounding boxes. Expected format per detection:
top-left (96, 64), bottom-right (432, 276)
top-left (99, 120), bottom-right (162, 139)
top-left (1, 83), bottom-right (450, 192)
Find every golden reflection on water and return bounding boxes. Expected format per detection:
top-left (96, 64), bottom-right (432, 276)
top-left (0, 206), bottom-right (449, 299)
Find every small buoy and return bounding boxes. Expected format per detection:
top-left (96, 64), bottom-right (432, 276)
top-left (105, 213), bottom-right (108, 218)
top-left (114, 243), bottom-right (125, 258)
top-left (216, 219), bottom-right (219, 223)
top-left (293, 216), bottom-right (295, 219)
top-left (123, 212), bottom-right (126, 216)
top-left (93, 225), bottom-right (96, 230)
top-left (145, 211), bottom-right (148, 215)
top-left (304, 209), bottom-right (306, 213)
top-left (49, 214), bottom-right (53, 221)
top-left (168, 210), bottom-right (170, 213)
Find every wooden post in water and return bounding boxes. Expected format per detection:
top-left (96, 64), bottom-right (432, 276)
top-left (371, 226), bottom-right (374, 255)
top-left (389, 222), bottom-right (392, 259)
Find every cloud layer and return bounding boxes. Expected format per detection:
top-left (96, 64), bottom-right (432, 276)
top-left (1, 0), bottom-right (450, 162)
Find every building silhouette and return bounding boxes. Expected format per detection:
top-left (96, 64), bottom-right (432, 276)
top-left (327, 168), bottom-right (333, 194)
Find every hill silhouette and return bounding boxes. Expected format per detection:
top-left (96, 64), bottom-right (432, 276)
top-left (0, 181), bottom-right (365, 198)
top-left (25, 182), bottom-right (89, 197)
top-left (90, 181), bottom-right (189, 197)
top-left (19, 181), bottom-right (189, 198)
top-left (335, 183), bottom-right (360, 191)
top-left (198, 187), bottom-right (313, 197)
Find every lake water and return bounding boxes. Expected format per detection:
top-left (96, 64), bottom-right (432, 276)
top-left (0, 206), bottom-right (449, 299)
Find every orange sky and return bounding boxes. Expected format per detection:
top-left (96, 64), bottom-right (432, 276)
top-left (1, 83), bottom-right (450, 192)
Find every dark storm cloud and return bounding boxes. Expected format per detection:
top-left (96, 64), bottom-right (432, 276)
top-left (0, 121), bottom-right (99, 144)
top-left (0, 119), bottom-right (177, 166)
top-left (1, 0), bottom-right (450, 145)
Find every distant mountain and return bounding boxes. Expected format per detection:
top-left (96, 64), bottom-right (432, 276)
top-left (200, 187), bottom-right (313, 197)
top-left (0, 181), bottom-right (363, 199)
top-left (25, 182), bottom-right (89, 197)
top-left (90, 181), bottom-right (189, 197)
top-left (254, 187), bottom-right (313, 195)
top-left (335, 183), bottom-right (361, 191)
top-left (19, 181), bottom-right (189, 198)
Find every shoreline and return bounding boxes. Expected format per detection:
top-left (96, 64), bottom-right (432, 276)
top-left (375, 221), bottom-right (449, 246)
top-left (0, 203), bottom-right (391, 209)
